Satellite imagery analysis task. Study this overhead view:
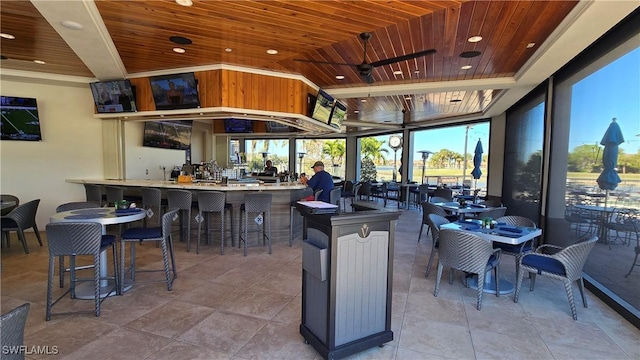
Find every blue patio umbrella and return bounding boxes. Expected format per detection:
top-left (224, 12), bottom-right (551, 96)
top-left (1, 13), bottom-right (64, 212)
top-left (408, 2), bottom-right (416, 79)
top-left (596, 118), bottom-right (624, 193)
top-left (471, 139), bottom-right (483, 195)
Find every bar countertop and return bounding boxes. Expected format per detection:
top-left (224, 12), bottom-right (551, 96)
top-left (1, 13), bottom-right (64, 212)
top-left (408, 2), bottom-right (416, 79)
top-left (66, 178), bottom-right (308, 191)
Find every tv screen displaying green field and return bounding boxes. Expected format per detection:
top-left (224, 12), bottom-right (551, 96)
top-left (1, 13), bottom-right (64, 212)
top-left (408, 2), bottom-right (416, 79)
top-left (1, 96), bottom-right (42, 141)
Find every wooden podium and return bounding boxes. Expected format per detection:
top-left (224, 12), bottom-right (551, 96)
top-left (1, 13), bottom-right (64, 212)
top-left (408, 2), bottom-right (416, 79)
top-left (296, 205), bottom-right (400, 360)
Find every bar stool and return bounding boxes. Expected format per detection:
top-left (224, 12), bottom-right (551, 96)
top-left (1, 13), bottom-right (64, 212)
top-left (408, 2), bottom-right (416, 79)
top-left (105, 186), bottom-right (124, 207)
top-left (167, 189), bottom-right (193, 250)
top-left (45, 222), bottom-right (118, 319)
top-left (119, 208), bottom-right (179, 293)
top-left (83, 184), bottom-right (103, 206)
top-left (240, 192), bottom-right (272, 256)
top-left (141, 187), bottom-right (162, 228)
top-left (196, 191), bottom-right (234, 254)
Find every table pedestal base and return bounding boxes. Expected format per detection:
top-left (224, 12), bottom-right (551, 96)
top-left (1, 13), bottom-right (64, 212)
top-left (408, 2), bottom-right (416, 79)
top-left (72, 280), bottom-right (131, 300)
top-left (465, 272), bottom-right (514, 295)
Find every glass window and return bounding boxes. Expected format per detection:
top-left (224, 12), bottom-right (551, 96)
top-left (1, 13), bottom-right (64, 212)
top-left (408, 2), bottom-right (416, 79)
top-left (410, 123), bottom-right (490, 194)
top-left (243, 139), bottom-right (289, 174)
top-left (295, 138), bottom-right (346, 179)
top-left (356, 133), bottom-right (402, 182)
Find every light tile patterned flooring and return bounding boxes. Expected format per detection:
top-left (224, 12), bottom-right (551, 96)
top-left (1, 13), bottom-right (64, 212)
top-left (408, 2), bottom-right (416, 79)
top-left (1, 207), bottom-right (639, 360)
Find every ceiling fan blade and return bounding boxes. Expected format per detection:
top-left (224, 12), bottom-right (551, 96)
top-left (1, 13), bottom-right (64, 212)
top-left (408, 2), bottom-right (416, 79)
top-left (369, 48), bottom-right (437, 68)
top-left (362, 73), bottom-right (374, 84)
top-left (292, 59), bottom-right (357, 67)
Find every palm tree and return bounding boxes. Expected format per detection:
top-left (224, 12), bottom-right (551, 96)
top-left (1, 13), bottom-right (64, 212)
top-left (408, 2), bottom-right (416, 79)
top-left (361, 137), bottom-right (389, 165)
top-left (322, 140), bottom-right (346, 166)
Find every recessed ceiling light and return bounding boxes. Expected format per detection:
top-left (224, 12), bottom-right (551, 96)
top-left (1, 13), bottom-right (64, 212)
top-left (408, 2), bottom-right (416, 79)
top-left (0, 33), bottom-right (15, 40)
top-left (354, 110), bottom-right (359, 113)
top-left (414, 69), bottom-right (420, 74)
top-left (468, 36), bottom-right (483, 43)
top-left (175, 0), bottom-right (193, 6)
top-left (460, 51), bottom-right (481, 58)
top-left (360, 99), bottom-right (367, 103)
top-left (60, 20), bottom-right (83, 30)
top-left (526, 42), bottom-right (536, 48)
top-left (266, 49), bottom-right (278, 55)
top-left (170, 36), bottom-right (192, 45)
top-left (225, 48), bottom-right (233, 52)
top-left (393, 70), bottom-right (403, 75)
top-left (33, 60), bottom-right (46, 64)
top-left (461, 65), bottom-right (472, 70)
top-left (405, 96), bottom-right (412, 100)
top-left (335, 75), bottom-right (345, 80)
top-left (173, 47), bottom-right (186, 53)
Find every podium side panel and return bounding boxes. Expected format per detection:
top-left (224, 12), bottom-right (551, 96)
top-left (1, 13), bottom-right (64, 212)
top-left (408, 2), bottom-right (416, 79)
top-left (303, 228), bottom-right (330, 344)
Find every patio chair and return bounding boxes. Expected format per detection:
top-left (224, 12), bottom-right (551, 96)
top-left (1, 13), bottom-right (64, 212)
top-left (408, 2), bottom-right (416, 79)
top-left (418, 202), bottom-right (457, 242)
top-left (424, 213), bottom-right (450, 277)
top-left (602, 208), bottom-right (638, 249)
top-left (0, 303), bottom-right (30, 360)
top-left (1, 199), bottom-right (43, 254)
top-left (514, 236), bottom-right (598, 320)
top-left (494, 215), bottom-right (538, 282)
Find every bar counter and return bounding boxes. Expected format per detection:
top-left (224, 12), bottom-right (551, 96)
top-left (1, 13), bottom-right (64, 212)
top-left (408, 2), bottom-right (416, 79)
top-left (67, 179), bottom-right (309, 248)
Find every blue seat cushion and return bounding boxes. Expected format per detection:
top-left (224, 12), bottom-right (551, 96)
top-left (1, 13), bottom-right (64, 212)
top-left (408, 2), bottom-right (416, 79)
top-left (494, 242), bottom-right (532, 254)
top-left (487, 254), bottom-right (500, 268)
top-left (101, 234), bottom-right (116, 248)
top-left (121, 227), bottom-right (162, 240)
top-left (522, 254), bottom-right (566, 275)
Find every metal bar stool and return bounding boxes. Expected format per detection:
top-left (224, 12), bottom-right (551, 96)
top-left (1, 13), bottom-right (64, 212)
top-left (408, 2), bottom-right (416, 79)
top-left (167, 189), bottom-right (193, 251)
top-left (83, 184), bottom-right (103, 206)
top-left (141, 187), bottom-right (163, 228)
top-left (240, 192), bottom-right (272, 256)
top-left (104, 186), bottom-right (124, 207)
top-left (196, 191), bottom-right (234, 254)
top-left (45, 222), bottom-right (118, 319)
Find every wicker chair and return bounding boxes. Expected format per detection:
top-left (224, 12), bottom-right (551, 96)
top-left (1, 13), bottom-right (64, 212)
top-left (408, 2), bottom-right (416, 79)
top-left (239, 192), bottom-right (272, 256)
top-left (476, 206), bottom-right (507, 220)
top-left (167, 189), bottom-right (193, 250)
top-left (602, 208), bottom-right (638, 249)
top-left (1, 194), bottom-right (19, 216)
top-left (424, 213), bottom-right (450, 277)
top-left (83, 184), bottom-right (103, 206)
top-left (46, 222), bottom-right (118, 319)
top-left (119, 208), bottom-right (179, 293)
top-left (494, 215), bottom-right (538, 282)
top-left (1, 199), bottom-right (43, 254)
top-left (197, 191), bottom-right (234, 254)
top-left (429, 196), bottom-right (450, 204)
top-left (55, 202), bottom-right (105, 288)
top-left (329, 187), bottom-right (342, 208)
top-left (433, 188), bottom-right (453, 201)
top-left (434, 229), bottom-right (501, 310)
top-left (514, 236), bottom-right (598, 320)
top-left (0, 303), bottom-right (30, 360)
top-left (340, 180), bottom-right (356, 211)
top-left (418, 202), bottom-right (457, 242)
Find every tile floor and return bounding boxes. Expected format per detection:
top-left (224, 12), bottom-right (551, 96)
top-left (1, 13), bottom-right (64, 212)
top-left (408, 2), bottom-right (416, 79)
top-left (1, 207), bottom-right (639, 360)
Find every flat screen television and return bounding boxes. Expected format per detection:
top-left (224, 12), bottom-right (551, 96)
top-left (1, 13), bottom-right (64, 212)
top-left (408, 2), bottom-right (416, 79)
top-left (265, 121), bottom-right (295, 133)
top-left (224, 119), bottom-right (253, 133)
top-left (143, 120), bottom-right (192, 150)
top-left (329, 101), bottom-right (347, 129)
top-left (0, 96), bottom-right (42, 141)
top-left (149, 72), bottom-right (200, 110)
top-left (89, 79), bottom-right (137, 113)
top-left (310, 89), bottom-right (334, 124)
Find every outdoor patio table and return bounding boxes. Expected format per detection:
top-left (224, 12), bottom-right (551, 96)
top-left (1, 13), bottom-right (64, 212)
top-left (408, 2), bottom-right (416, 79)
top-left (573, 204), bottom-right (615, 244)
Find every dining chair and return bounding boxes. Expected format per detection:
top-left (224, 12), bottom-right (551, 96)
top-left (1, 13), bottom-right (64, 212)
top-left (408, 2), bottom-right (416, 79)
top-left (340, 180), bottom-right (357, 212)
top-left (494, 215), bottom-right (537, 282)
top-left (0, 302), bottom-right (30, 360)
top-left (434, 229), bottom-right (501, 310)
top-left (1, 199), bottom-right (43, 254)
top-left (429, 196), bottom-right (450, 204)
top-left (1, 194), bottom-right (19, 216)
top-left (418, 202), bottom-right (457, 243)
top-left (55, 201), bottom-right (104, 288)
top-left (329, 187), bottom-right (342, 208)
top-left (602, 208), bottom-right (638, 249)
top-left (424, 213), bottom-right (450, 277)
top-left (46, 222), bottom-right (118, 320)
top-left (358, 181), bottom-right (372, 201)
top-left (119, 208), bottom-right (179, 293)
top-left (514, 236), bottom-right (598, 320)
top-left (167, 189), bottom-right (193, 249)
top-left (433, 188), bottom-right (453, 201)
top-left (477, 206), bottom-right (507, 220)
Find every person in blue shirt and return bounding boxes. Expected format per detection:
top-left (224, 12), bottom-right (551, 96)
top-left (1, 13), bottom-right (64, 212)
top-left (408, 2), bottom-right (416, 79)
top-left (301, 161), bottom-right (334, 203)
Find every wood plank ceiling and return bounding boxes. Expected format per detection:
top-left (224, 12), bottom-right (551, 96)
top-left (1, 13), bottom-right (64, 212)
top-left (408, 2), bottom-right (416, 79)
top-left (0, 0), bottom-right (579, 126)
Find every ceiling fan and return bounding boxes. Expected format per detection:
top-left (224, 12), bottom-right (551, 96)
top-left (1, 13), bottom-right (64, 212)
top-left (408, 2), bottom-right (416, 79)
top-left (294, 32), bottom-right (436, 83)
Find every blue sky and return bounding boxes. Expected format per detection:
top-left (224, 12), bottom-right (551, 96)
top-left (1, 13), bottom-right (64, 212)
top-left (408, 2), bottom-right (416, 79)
top-left (569, 47), bottom-right (640, 154)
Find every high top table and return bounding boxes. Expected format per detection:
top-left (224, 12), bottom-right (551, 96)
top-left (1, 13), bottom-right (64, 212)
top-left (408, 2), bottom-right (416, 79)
top-left (50, 207), bottom-right (147, 299)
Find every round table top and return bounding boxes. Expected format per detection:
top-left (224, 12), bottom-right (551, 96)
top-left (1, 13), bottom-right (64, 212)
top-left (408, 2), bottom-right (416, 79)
top-left (50, 207), bottom-right (147, 225)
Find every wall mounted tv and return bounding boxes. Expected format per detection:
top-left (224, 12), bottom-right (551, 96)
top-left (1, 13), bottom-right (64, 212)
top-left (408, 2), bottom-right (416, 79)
top-left (310, 89), bottom-right (334, 125)
top-left (143, 120), bottom-right (192, 150)
top-left (265, 121), bottom-right (295, 133)
top-left (329, 101), bottom-right (347, 129)
top-left (149, 72), bottom-right (200, 110)
top-left (224, 119), bottom-right (253, 133)
top-left (0, 96), bottom-right (42, 141)
top-left (89, 79), bottom-right (137, 113)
